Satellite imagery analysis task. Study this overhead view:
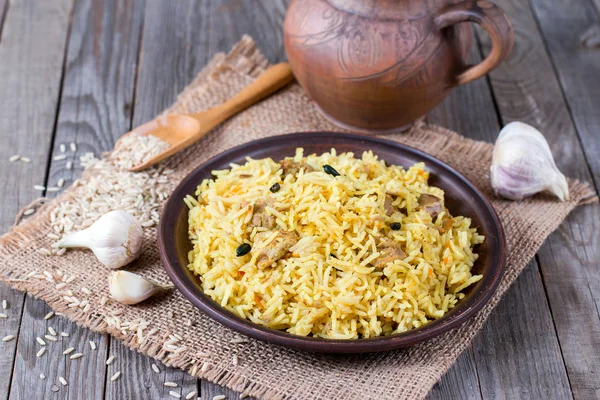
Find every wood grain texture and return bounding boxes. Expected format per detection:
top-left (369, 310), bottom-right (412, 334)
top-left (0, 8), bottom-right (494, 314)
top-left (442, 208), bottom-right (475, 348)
top-left (427, 44), bottom-right (490, 400)
top-left (0, 0), bottom-right (7, 37)
top-left (474, 263), bottom-right (573, 400)
top-left (9, 1), bottom-right (144, 400)
top-left (429, 39), bottom-right (571, 399)
top-left (105, 340), bottom-right (197, 400)
top-left (0, 0), bottom-right (74, 398)
top-left (527, 0), bottom-right (600, 398)
top-left (481, 0), bottom-right (600, 399)
top-left (9, 301), bottom-right (108, 400)
top-left (106, 1), bottom-right (210, 398)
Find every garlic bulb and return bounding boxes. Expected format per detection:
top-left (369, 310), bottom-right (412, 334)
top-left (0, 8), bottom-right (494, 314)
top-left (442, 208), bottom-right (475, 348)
top-left (491, 122), bottom-right (569, 201)
top-left (57, 210), bottom-right (144, 269)
top-left (108, 271), bottom-right (173, 305)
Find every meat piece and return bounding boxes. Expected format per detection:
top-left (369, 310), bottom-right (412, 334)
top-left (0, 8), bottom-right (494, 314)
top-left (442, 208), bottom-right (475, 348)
top-left (253, 231), bottom-right (298, 269)
top-left (279, 159), bottom-right (314, 176)
top-left (436, 211), bottom-right (454, 234)
top-left (417, 194), bottom-right (443, 218)
top-left (250, 198), bottom-right (277, 229)
top-left (383, 195), bottom-right (396, 216)
top-left (373, 238), bottom-right (406, 269)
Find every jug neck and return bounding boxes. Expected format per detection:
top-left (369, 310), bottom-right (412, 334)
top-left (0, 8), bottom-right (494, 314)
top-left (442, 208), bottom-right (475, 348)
top-left (326, 0), bottom-right (442, 20)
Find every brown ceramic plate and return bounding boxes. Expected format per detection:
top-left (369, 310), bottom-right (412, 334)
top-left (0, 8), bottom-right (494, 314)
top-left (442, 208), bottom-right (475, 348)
top-left (158, 132), bottom-right (505, 353)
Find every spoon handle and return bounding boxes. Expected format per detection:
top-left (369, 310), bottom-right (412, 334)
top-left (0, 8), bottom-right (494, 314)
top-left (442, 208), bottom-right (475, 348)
top-left (192, 63), bottom-right (295, 130)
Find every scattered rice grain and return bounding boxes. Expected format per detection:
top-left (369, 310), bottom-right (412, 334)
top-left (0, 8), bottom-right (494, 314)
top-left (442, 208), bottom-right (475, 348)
top-left (56, 248), bottom-right (66, 256)
top-left (48, 327), bottom-right (57, 336)
top-left (44, 311), bottom-right (55, 320)
top-left (57, 178), bottom-right (65, 188)
top-left (33, 185), bottom-right (45, 191)
top-left (213, 396), bottom-right (225, 400)
top-left (9, 155), bottom-right (20, 162)
top-left (20, 156), bottom-right (31, 163)
top-left (53, 155), bottom-right (67, 161)
top-left (66, 161), bottom-right (72, 170)
top-left (44, 334), bottom-right (57, 342)
top-left (63, 347), bottom-right (74, 355)
top-left (2, 335), bottom-right (15, 342)
top-left (70, 142), bottom-right (77, 152)
top-left (81, 287), bottom-right (92, 295)
top-left (89, 341), bottom-right (96, 350)
top-left (185, 391), bottom-right (197, 400)
top-left (59, 376), bottom-right (67, 386)
top-left (60, 144), bottom-right (66, 153)
top-left (1, 300), bottom-right (6, 309)
top-left (0, 313), bottom-right (6, 319)
top-left (110, 371), bottom-right (121, 381)
top-left (23, 209), bottom-right (35, 216)
top-left (106, 355), bottom-right (115, 365)
top-left (169, 391), bottom-right (181, 399)
top-left (164, 382), bottom-right (178, 387)
top-left (60, 332), bottom-right (69, 337)
top-left (232, 353), bottom-right (238, 366)
top-left (36, 347), bottom-right (46, 357)
top-left (40, 374), bottom-right (46, 380)
top-left (69, 353), bottom-right (83, 360)
top-left (56, 283), bottom-right (67, 290)
top-left (36, 337), bottom-right (46, 346)
top-left (151, 364), bottom-right (160, 373)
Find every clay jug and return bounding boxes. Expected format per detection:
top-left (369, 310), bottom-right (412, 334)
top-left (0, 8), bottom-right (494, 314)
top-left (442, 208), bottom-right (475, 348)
top-left (284, 0), bottom-right (514, 132)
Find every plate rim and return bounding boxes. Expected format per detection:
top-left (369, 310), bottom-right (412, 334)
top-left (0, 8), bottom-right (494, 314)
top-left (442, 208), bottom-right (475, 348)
top-left (158, 131), bottom-right (506, 353)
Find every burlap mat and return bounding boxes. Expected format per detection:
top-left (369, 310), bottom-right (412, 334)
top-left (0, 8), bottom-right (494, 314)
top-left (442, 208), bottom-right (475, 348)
top-left (0, 36), bottom-right (596, 400)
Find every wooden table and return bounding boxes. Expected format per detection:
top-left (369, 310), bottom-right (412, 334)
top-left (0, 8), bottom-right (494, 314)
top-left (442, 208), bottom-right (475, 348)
top-left (0, 0), bottom-right (598, 399)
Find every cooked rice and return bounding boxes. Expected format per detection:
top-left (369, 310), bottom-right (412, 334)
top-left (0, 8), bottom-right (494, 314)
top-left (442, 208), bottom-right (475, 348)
top-left (186, 149), bottom-right (484, 339)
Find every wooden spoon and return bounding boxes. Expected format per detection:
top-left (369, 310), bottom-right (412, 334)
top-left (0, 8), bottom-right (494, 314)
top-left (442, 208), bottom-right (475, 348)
top-left (117, 63), bottom-right (294, 172)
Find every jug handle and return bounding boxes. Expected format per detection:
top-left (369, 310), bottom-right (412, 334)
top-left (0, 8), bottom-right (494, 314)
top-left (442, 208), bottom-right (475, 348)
top-left (435, 0), bottom-right (515, 86)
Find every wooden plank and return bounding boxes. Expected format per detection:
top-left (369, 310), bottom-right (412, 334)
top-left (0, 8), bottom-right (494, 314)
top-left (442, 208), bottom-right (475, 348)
top-left (105, 340), bottom-right (198, 400)
top-left (479, 0), bottom-right (600, 399)
top-left (196, 1), bottom-right (289, 397)
top-left (105, 1), bottom-right (209, 398)
top-left (429, 35), bottom-right (571, 398)
top-left (9, 1), bottom-right (144, 399)
top-left (9, 300), bottom-right (108, 399)
top-left (0, 0), bottom-right (7, 36)
top-left (526, 0), bottom-right (600, 398)
top-left (0, 0), bottom-right (74, 398)
top-left (474, 262), bottom-right (573, 399)
top-left (427, 44), bottom-right (489, 400)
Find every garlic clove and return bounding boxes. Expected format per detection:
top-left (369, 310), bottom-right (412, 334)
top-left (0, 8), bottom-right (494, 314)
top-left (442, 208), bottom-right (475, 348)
top-left (57, 210), bottom-right (144, 269)
top-left (108, 271), bottom-right (173, 305)
top-left (491, 122), bottom-right (569, 201)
